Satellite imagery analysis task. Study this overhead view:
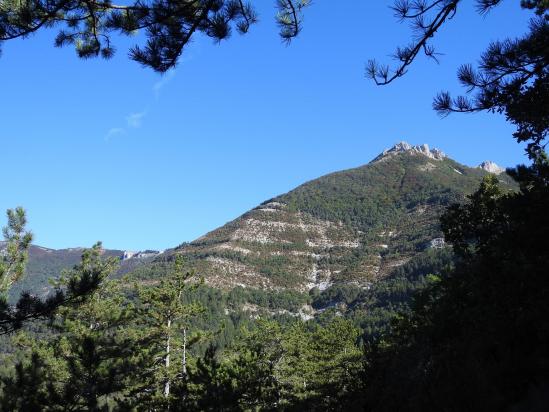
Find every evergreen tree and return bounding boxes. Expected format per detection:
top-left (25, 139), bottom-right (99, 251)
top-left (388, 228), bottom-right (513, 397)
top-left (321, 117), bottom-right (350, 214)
top-left (131, 255), bottom-right (204, 409)
top-left (0, 209), bottom-right (106, 335)
top-left (0, 207), bottom-right (32, 295)
top-left (183, 344), bottom-right (239, 411)
top-left (0, 353), bottom-right (50, 412)
top-left (0, 243), bottom-right (136, 411)
top-left (363, 164), bottom-right (549, 411)
top-left (0, 0), bottom-right (310, 72)
top-left (200, 318), bottom-right (364, 411)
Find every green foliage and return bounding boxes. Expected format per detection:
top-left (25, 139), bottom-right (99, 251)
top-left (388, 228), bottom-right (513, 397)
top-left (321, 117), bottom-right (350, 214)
top-left (8, 246), bottom-right (126, 305)
top-left (280, 155), bottom-right (500, 234)
top-left (128, 255), bottom-right (205, 407)
top-left (0, 245), bottom-right (130, 410)
top-left (172, 150), bottom-right (507, 293)
top-left (435, 18), bottom-right (548, 159)
top-left (0, 352), bottom-right (51, 412)
top-left (181, 318), bottom-right (364, 411)
top-left (228, 286), bottom-right (309, 313)
top-left (0, 214), bottom-right (109, 335)
top-left (0, 207), bottom-right (32, 295)
top-left (363, 162), bottom-right (549, 411)
top-left (0, 1), bottom-right (310, 72)
top-left (310, 248), bottom-right (454, 338)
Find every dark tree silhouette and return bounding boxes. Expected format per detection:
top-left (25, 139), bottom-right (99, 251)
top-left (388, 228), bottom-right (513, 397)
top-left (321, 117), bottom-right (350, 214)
top-left (364, 162), bottom-right (549, 411)
top-left (433, 19), bottom-right (548, 158)
top-left (367, 1), bottom-right (548, 158)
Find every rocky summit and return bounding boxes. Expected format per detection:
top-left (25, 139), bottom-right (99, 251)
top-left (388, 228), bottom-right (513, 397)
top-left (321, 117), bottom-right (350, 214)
top-left (373, 141), bottom-right (446, 162)
top-left (478, 160), bottom-right (505, 174)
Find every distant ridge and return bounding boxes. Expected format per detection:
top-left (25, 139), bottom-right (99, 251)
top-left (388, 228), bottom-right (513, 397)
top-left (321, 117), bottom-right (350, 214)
top-left (6, 243), bottom-right (158, 302)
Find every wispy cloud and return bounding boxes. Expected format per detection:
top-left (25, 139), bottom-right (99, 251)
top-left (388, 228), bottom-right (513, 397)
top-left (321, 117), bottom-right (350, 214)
top-left (104, 69), bottom-right (175, 141)
top-left (152, 70), bottom-right (176, 99)
top-left (126, 111), bottom-right (147, 128)
top-left (105, 127), bottom-right (126, 141)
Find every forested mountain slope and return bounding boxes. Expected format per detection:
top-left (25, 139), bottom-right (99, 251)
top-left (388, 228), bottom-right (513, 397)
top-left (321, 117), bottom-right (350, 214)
top-left (5, 141), bottom-right (516, 353)
top-left (9, 142), bottom-right (513, 326)
top-left (172, 142), bottom-right (513, 292)
top-left (4, 244), bottom-right (159, 302)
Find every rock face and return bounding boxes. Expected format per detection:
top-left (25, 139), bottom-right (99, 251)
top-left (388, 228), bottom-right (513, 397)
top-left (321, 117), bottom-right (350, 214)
top-left (374, 141), bottom-right (446, 162)
top-left (123, 250), bottom-right (162, 260)
top-left (478, 161), bottom-right (505, 174)
top-left (429, 238), bottom-right (446, 249)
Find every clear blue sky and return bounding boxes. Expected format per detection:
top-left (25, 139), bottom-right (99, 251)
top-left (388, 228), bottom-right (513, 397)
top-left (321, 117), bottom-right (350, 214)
top-left (1, 1), bottom-right (531, 251)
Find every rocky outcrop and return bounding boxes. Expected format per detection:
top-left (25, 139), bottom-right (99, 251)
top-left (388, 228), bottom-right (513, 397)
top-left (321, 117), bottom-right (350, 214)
top-left (478, 161), bottom-right (505, 174)
top-left (123, 250), bottom-right (162, 260)
top-left (179, 202), bottom-right (361, 292)
top-left (429, 238), bottom-right (446, 249)
top-left (374, 141), bottom-right (446, 162)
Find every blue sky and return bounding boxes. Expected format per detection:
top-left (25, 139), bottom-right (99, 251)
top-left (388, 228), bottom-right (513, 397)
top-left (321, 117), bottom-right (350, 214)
top-left (1, 1), bottom-right (531, 251)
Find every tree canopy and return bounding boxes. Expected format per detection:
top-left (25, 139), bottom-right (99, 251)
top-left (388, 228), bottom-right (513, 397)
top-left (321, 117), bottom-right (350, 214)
top-left (0, 214), bottom-right (111, 335)
top-left (0, 0), bottom-right (310, 72)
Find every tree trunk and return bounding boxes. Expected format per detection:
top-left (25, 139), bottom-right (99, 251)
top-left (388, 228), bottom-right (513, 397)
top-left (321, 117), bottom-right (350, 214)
top-left (164, 318), bottom-right (171, 398)
top-left (182, 327), bottom-right (187, 377)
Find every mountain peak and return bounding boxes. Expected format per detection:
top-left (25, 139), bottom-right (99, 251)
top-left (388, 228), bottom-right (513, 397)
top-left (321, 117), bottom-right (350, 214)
top-left (478, 160), bottom-right (505, 174)
top-left (373, 141), bottom-right (446, 163)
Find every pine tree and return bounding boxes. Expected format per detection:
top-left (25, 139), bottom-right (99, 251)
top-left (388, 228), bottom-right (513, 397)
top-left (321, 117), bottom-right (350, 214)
top-left (0, 0), bottom-right (311, 72)
top-left (0, 244), bottom-right (136, 410)
top-left (367, 1), bottom-right (548, 159)
top-left (0, 207), bottom-right (32, 295)
top-left (132, 255), bottom-right (204, 409)
top-left (226, 319), bottom-right (284, 410)
top-left (0, 210), bottom-right (106, 335)
top-left (364, 163), bottom-right (549, 410)
top-left (183, 344), bottom-right (239, 411)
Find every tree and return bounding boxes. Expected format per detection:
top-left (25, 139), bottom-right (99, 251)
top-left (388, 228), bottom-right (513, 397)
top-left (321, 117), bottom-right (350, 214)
top-left (360, 3), bottom-right (549, 409)
top-left (0, 210), bottom-right (107, 335)
top-left (0, 207), bottom-right (32, 295)
top-left (44, 272), bottom-right (138, 410)
top-left (0, 353), bottom-right (50, 412)
top-left (131, 255), bottom-right (204, 408)
top-left (0, 0), bottom-right (310, 72)
top-left (433, 18), bottom-right (548, 158)
top-left (363, 164), bottom-right (549, 411)
top-left (367, 1), bottom-right (548, 159)
top-left (3, 1), bottom-right (545, 158)
top-left (278, 318), bottom-right (364, 411)
top-left (0, 244), bottom-right (136, 411)
top-left (182, 344), bottom-right (240, 411)
top-left (228, 319), bottom-right (284, 410)
top-left (198, 318), bottom-right (364, 411)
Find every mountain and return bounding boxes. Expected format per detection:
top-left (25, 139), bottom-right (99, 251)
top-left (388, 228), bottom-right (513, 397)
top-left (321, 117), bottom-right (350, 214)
top-left (163, 142), bottom-right (514, 293)
top-left (9, 142), bottom-right (513, 305)
top-left (5, 141), bottom-right (516, 338)
top-left (5, 244), bottom-right (161, 302)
